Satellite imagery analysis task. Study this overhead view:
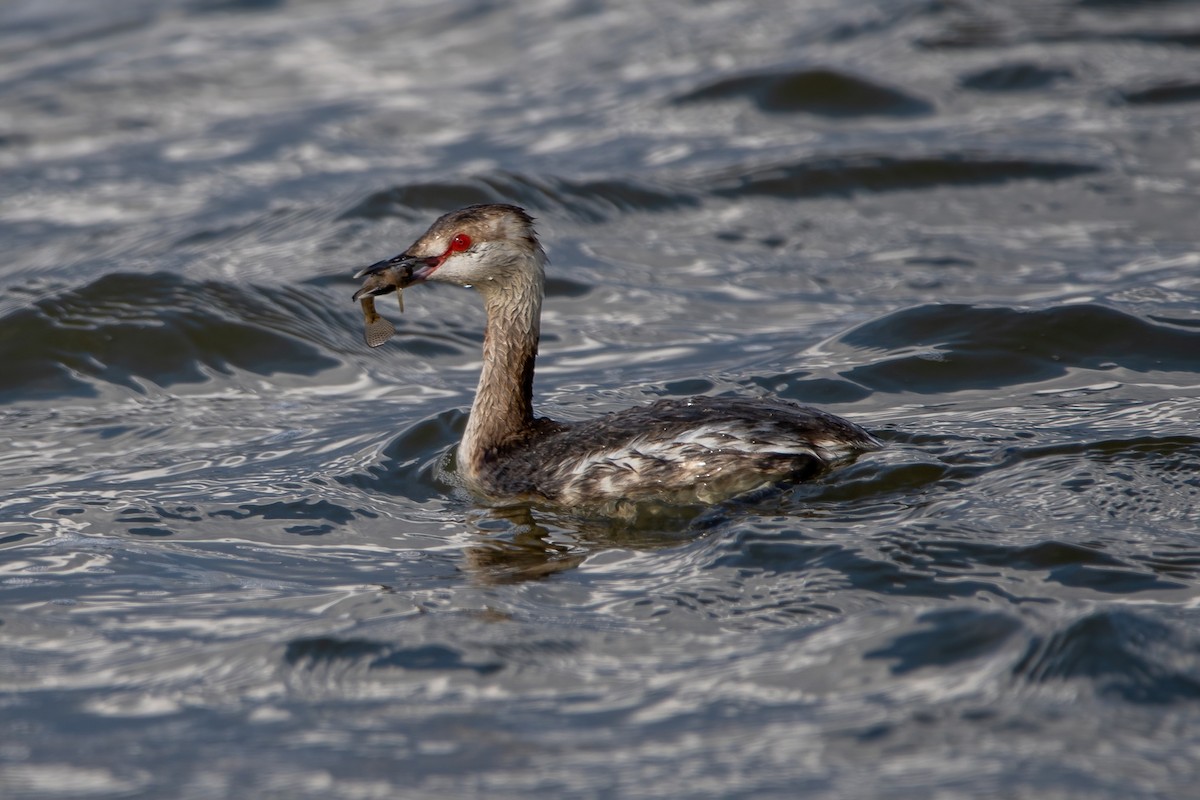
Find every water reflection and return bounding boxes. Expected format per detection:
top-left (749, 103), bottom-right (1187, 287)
top-left (458, 503), bottom-right (702, 584)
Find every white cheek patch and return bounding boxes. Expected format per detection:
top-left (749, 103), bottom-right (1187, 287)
top-left (432, 249), bottom-right (487, 284)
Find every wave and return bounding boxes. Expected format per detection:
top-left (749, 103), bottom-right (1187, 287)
top-left (1013, 609), bottom-right (1200, 703)
top-left (836, 302), bottom-right (1200, 393)
top-left (1119, 81), bottom-right (1200, 106)
top-left (672, 67), bottom-right (934, 117)
top-left (338, 152), bottom-right (1100, 225)
top-left (706, 154), bottom-right (1100, 200)
top-left (340, 172), bottom-right (699, 223)
top-left (0, 271), bottom-right (342, 401)
top-left (959, 62), bottom-right (1074, 92)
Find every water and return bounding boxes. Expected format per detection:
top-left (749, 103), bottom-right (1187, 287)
top-left (3, 0), bottom-right (1200, 796)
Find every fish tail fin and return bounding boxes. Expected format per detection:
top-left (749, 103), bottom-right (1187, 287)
top-left (364, 315), bottom-right (396, 348)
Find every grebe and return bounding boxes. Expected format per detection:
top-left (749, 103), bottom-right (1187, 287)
top-left (354, 204), bottom-right (879, 511)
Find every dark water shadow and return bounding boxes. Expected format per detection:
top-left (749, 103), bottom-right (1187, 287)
top-left (922, 538), bottom-right (1191, 594)
top-left (918, 0), bottom-right (1200, 51)
top-left (745, 373), bottom-right (874, 405)
top-left (340, 171), bottom-right (699, 224)
top-left (673, 67), bottom-right (934, 117)
top-left (335, 408), bottom-right (465, 504)
top-left (186, 0), bottom-right (286, 14)
top-left (959, 62), bottom-right (1074, 92)
top-left (209, 499), bottom-right (374, 536)
top-left (711, 525), bottom-right (1026, 604)
top-left (0, 271), bottom-right (340, 401)
top-left (1118, 81), bottom-right (1200, 106)
top-left (837, 303), bottom-right (1200, 394)
top-left (706, 154), bottom-right (1100, 200)
top-left (1013, 609), bottom-right (1200, 704)
top-left (285, 636), bottom-right (502, 676)
top-left (865, 608), bottom-right (1024, 674)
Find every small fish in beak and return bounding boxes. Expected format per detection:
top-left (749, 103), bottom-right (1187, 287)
top-left (352, 255), bottom-right (414, 348)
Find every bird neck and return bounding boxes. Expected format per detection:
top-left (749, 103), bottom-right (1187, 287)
top-left (459, 249), bottom-right (546, 478)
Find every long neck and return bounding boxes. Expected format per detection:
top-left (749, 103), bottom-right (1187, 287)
top-left (458, 249), bottom-right (545, 477)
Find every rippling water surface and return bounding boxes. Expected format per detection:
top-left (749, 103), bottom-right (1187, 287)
top-left (3, 1), bottom-right (1200, 797)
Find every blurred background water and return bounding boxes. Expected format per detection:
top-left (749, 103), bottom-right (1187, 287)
top-left (2, 0), bottom-right (1200, 797)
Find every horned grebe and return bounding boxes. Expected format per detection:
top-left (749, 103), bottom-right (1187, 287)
top-left (354, 204), bottom-right (880, 511)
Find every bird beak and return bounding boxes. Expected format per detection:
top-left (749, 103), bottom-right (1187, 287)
top-left (352, 254), bottom-right (420, 301)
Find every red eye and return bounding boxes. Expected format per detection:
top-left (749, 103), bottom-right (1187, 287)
top-left (449, 233), bottom-right (471, 252)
